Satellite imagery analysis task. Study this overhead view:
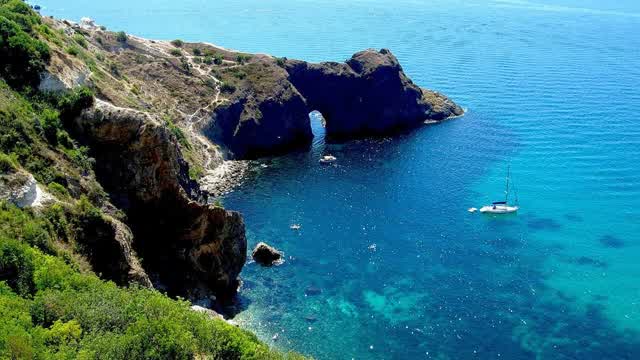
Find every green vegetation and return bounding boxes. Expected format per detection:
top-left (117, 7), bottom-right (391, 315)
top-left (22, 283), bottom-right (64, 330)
top-left (65, 45), bottom-right (79, 56)
top-left (72, 33), bottom-right (87, 48)
top-left (170, 39), bottom-right (184, 47)
top-left (192, 47), bottom-right (202, 56)
top-left (0, 203), bottom-right (304, 359)
top-left (0, 0), bottom-right (50, 89)
top-left (0, 3), bottom-right (305, 359)
top-left (221, 82), bottom-right (236, 93)
top-left (169, 48), bottom-right (182, 57)
top-left (115, 30), bottom-right (127, 43)
top-left (236, 54), bottom-right (251, 65)
top-left (276, 57), bottom-right (287, 68)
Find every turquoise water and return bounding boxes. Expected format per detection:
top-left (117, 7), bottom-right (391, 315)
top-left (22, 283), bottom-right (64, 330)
top-left (39, 0), bottom-right (640, 358)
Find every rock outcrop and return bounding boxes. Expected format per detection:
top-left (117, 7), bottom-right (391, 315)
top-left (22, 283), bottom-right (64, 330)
top-left (251, 242), bottom-right (283, 266)
top-left (0, 171), bottom-right (53, 208)
top-left (207, 49), bottom-right (463, 158)
top-left (285, 49), bottom-right (464, 140)
top-left (72, 100), bottom-right (246, 299)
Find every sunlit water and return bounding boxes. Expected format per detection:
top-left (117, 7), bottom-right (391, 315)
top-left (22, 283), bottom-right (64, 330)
top-left (39, 0), bottom-right (640, 358)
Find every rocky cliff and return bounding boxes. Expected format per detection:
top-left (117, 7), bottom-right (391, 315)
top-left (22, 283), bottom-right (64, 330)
top-left (72, 101), bottom-right (246, 299)
top-left (33, 17), bottom-right (462, 301)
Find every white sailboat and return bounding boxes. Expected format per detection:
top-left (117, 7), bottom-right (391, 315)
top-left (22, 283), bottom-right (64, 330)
top-left (480, 166), bottom-right (519, 214)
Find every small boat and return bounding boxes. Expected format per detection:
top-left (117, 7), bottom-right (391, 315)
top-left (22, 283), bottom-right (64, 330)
top-left (480, 166), bottom-right (519, 214)
top-left (479, 202), bottom-right (519, 214)
top-left (319, 155), bottom-right (337, 164)
top-left (290, 224), bottom-right (301, 230)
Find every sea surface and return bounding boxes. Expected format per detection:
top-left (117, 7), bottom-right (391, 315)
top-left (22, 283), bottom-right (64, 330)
top-left (38, 0), bottom-right (640, 358)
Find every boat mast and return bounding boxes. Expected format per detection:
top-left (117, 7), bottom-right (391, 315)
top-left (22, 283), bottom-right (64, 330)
top-left (505, 165), bottom-right (510, 203)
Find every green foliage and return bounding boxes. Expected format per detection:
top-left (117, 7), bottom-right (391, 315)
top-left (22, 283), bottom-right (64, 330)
top-left (214, 54), bottom-right (224, 65)
top-left (73, 33), bottom-right (87, 48)
top-left (192, 47), bottom-right (201, 56)
top-left (169, 48), bottom-right (182, 57)
top-left (47, 182), bottom-right (70, 200)
top-left (0, 3), bottom-right (50, 89)
top-left (203, 55), bottom-right (214, 65)
top-left (163, 116), bottom-right (190, 150)
top-left (221, 82), bottom-right (236, 93)
top-left (0, 238), bottom-right (35, 297)
top-left (66, 45), bottom-right (80, 56)
top-left (0, 203), bottom-right (303, 359)
top-left (170, 39), bottom-right (183, 47)
top-left (236, 54), bottom-right (251, 65)
top-left (115, 30), bottom-right (127, 43)
top-left (276, 57), bottom-right (287, 68)
top-left (0, 152), bottom-right (16, 173)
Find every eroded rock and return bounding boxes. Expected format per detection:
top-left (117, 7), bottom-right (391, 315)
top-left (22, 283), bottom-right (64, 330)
top-left (252, 242), bottom-right (283, 266)
top-left (73, 100), bottom-right (246, 299)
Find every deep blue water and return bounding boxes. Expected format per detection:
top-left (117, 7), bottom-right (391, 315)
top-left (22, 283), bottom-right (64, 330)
top-left (38, 1), bottom-right (640, 358)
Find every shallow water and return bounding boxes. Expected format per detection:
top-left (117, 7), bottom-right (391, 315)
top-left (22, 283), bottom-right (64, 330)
top-left (39, 0), bottom-right (640, 358)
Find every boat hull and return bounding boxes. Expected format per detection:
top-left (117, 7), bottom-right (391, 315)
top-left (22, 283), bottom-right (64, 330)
top-left (479, 205), bottom-right (519, 214)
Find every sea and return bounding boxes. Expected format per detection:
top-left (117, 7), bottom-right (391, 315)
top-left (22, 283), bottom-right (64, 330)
top-left (37, 0), bottom-right (640, 358)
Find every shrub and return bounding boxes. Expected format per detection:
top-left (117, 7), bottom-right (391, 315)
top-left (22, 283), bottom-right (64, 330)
top-left (276, 57), bottom-right (287, 68)
top-left (203, 55), bottom-right (213, 65)
top-left (169, 48), bottom-right (182, 57)
top-left (192, 47), bottom-right (201, 56)
top-left (170, 39), bottom-right (183, 47)
top-left (65, 45), bottom-right (80, 56)
top-left (0, 152), bottom-right (16, 173)
top-left (115, 31), bottom-right (127, 43)
top-left (41, 108), bottom-right (61, 145)
top-left (214, 54), bottom-right (224, 65)
top-left (47, 182), bottom-right (70, 200)
top-left (72, 33), bottom-right (87, 48)
top-left (235, 54), bottom-right (250, 65)
top-left (0, 14), bottom-right (50, 89)
top-left (0, 238), bottom-right (35, 297)
top-left (220, 82), bottom-right (236, 93)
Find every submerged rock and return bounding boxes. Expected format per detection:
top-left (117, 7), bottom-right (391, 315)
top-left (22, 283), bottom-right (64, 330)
top-left (305, 286), bottom-right (322, 296)
top-left (252, 242), bottom-right (283, 266)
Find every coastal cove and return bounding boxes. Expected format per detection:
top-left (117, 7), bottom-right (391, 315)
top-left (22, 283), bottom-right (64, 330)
top-left (36, 0), bottom-right (640, 359)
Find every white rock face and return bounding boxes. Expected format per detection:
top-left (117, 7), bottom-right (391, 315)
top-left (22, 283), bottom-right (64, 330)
top-left (80, 17), bottom-right (97, 29)
top-left (0, 172), bottom-right (54, 208)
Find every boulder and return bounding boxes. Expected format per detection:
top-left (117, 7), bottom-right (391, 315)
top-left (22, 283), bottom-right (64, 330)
top-left (252, 242), bottom-right (283, 266)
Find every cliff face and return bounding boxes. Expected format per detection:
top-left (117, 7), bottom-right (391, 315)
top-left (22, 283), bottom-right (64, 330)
top-left (285, 49), bottom-right (464, 141)
top-left (73, 101), bottom-right (246, 299)
top-left (36, 18), bottom-right (462, 301)
top-left (206, 49), bottom-right (462, 158)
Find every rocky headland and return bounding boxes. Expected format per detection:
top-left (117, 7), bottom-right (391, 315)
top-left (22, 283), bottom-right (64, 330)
top-left (25, 16), bottom-right (463, 302)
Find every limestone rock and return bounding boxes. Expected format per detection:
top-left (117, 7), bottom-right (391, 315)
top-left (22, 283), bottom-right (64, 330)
top-left (73, 100), bottom-right (246, 299)
top-left (252, 242), bottom-right (283, 266)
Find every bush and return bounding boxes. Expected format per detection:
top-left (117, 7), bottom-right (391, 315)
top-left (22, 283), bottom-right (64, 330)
top-left (65, 45), bottom-right (80, 56)
top-left (169, 48), bottom-right (182, 57)
top-left (41, 108), bottom-right (61, 144)
top-left (72, 33), bottom-right (87, 48)
top-left (47, 182), bottom-right (70, 200)
top-left (0, 152), bottom-right (16, 173)
top-left (192, 47), bottom-right (201, 56)
top-left (0, 14), bottom-right (50, 89)
top-left (0, 238), bottom-right (35, 297)
top-left (236, 54), bottom-right (251, 65)
top-left (170, 39), bottom-right (184, 47)
top-left (220, 82), bottom-right (236, 93)
top-left (203, 55), bottom-right (213, 65)
top-left (115, 31), bottom-right (127, 43)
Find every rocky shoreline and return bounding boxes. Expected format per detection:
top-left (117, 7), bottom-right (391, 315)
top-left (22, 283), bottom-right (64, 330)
top-left (35, 15), bottom-right (463, 305)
